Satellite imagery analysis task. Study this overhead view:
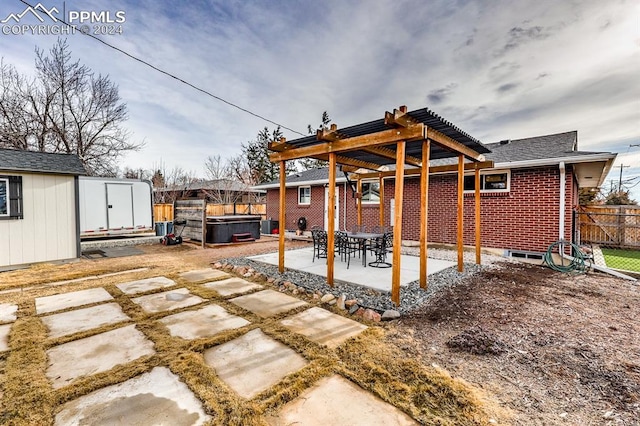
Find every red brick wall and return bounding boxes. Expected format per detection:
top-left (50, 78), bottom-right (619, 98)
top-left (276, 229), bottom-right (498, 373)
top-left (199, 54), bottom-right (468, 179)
top-left (266, 185), bottom-right (347, 231)
top-left (266, 165), bottom-right (575, 252)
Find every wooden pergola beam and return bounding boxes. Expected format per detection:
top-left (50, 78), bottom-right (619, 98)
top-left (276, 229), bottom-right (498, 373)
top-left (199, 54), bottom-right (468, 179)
top-left (384, 105), bottom-right (419, 128)
top-left (427, 128), bottom-right (485, 162)
top-left (361, 146), bottom-right (422, 167)
top-left (351, 161), bottom-right (495, 180)
top-left (269, 125), bottom-right (425, 162)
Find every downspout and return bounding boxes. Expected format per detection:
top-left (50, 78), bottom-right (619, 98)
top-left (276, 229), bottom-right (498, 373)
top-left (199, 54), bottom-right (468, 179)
top-left (343, 182), bottom-right (347, 231)
top-left (559, 162), bottom-right (566, 241)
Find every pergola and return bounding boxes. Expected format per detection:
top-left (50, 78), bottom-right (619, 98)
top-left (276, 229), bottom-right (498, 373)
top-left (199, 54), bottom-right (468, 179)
top-left (268, 106), bottom-right (493, 305)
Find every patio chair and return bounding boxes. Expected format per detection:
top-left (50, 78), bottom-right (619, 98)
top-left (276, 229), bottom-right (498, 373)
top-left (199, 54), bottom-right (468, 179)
top-left (335, 231), bottom-right (359, 268)
top-left (368, 230), bottom-right (393, 268)
top-left (311, 229), bottom-right (328, 262)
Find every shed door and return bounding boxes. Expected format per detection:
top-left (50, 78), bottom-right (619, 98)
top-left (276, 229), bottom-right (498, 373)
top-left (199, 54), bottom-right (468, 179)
top-left (106, 184), bottom-right (134, 229)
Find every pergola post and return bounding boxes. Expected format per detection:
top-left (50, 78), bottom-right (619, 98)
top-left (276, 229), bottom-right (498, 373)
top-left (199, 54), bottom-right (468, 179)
top-left (391, 141), bottom-right (406, 305)
top-left (419, 140), bottom-right (430, 289)
top-left (278, 161), bottom-right (286, 273)
top-left (475, 164), bottom-right (481, 265)
top-left (379, 174), bottom-right (385, 226)
top-left (457, 154), bottom-right (464, 272)
top-left (327, 154), bottom-right (336, 286)
top-left (356, 178), bottom-right (362, 226)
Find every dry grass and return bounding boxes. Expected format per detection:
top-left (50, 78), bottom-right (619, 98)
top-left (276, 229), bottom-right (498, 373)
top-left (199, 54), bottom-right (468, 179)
top-left (0, 241), bottom-right (507, 425)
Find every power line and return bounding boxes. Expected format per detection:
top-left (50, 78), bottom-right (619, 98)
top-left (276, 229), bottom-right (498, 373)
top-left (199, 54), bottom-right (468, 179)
top-left (18, 0), bottom-right (307, 137)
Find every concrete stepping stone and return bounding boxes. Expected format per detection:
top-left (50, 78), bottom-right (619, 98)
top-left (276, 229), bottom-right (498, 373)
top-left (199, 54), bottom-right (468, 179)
top-left (0, 323), bottom-right (11, 352)
top-left (267, 374), bottom-right (418, 425)
top-left (131, 288), bottom-right (205, 314)
top-left (160, 304), bottom-right (250, 340)
top-left (280, 307), bottom-right (368, 348)
top-left (0, 303), bottom-right (17, 322)
top-left (202, 277), bottom-right (263, 296)
top-left (46, 324), bottom-right (155, 389)
top-left (42, 303), bottom-right (130, 339)
top-left (116, 276), bottom-right (176, 295)
top-left (230, 289), bottom-right (307, 318)
top-left (35, 288), bottom-right (113, 315)
top-left (179, 268), bottom-right (230, 283)
top-left (55, 366), bottom-right (211, 425)
top-left (204, 328), bottom-right (308, 399)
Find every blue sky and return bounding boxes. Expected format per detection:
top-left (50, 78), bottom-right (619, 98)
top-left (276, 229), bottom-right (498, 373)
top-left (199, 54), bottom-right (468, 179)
top-left (1, 0), bottom-right (639, 199)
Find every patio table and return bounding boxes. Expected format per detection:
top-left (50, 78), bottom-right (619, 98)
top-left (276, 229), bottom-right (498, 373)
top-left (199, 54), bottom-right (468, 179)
top-left (345, 232), bottom-right (384, 267)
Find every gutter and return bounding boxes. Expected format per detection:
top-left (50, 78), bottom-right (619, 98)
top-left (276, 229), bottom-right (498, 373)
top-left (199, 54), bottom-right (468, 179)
top-left (253, 176), bottom-right (348, 190)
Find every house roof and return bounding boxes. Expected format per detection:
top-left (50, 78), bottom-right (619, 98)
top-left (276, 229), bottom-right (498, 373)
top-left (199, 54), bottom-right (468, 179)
top-left (280, 107), bottom-right (491, 168)
top-left (256, 131), bottom-right (617, 189)
top-left (254, 167), bottom-right (347, 189)
top-left (156, 178), bottom-right (265, 193)
top-left (0, 148), bottom-right (86, 175)
top-left (428, 131), bottom-right (603, 164)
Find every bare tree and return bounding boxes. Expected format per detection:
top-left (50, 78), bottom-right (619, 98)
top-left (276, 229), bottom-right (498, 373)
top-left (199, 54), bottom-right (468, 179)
top-left (0, 38), bottom-right (142, 175)
top-left (151, 160), bottom-right (198, 204)
top-left (201, 155), bottom-right (245, 204)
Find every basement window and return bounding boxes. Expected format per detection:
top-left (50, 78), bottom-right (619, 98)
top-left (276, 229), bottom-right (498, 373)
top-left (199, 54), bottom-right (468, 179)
top-left (463, 170), bottom-right (510, 193)
top-left (298, 186), bottom-right (311, 205)
top-left (0, 175), bottom-right (23, 219)
top-left (361, 181), bottom-right (380, 204)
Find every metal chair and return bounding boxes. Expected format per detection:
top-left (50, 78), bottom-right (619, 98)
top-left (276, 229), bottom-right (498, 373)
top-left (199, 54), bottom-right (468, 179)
top-left (311, 229), bottom-right (328, 262)
top-left (335, 231), bottom-right (359, 268)
top-left (368, 230), bottom-right (393, 268)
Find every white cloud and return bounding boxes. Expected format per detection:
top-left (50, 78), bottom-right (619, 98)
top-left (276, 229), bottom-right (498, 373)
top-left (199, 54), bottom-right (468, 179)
top-left (0, 0), bottom-right (637, 194)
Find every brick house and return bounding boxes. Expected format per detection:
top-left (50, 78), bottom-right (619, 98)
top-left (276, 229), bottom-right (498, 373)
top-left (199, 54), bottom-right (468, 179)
top-left (255, 131), bottom-right (616, 256)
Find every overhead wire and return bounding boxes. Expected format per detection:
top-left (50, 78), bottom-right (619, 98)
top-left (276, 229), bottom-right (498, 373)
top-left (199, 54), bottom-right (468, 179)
top-left (18, 0), bottom-right (307, 137)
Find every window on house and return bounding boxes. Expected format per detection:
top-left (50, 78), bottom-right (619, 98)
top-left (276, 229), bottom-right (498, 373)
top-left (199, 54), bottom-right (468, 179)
top-left (0, 176), bottom-right (23, 219)
top-left (298, 186), bottom-right (311, 205)
top-left (0, 178), bottom-right (7, 216)
top-left (361, 181), bottom-right (380, 203)
top-left (463, 171), bottom-right (510, 193)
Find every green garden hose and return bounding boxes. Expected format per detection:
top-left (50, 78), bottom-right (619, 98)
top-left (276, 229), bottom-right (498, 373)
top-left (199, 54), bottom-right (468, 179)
top-left (543, 240), bottom-right (588, 273)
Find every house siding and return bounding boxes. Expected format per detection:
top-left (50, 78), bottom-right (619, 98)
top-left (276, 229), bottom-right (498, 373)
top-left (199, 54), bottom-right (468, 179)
top-left (1, 172), bottom-right (78, 267)
top-left (266, 165), bottom-right (575, 253)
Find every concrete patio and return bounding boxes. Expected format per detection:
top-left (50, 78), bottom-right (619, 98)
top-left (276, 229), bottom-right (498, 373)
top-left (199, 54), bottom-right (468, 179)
top-left (249, 247), bottom-right (455, 291)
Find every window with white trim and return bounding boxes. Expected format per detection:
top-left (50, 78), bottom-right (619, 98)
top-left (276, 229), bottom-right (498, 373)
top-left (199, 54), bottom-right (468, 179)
top-left (298, 186), bottom-right (311, 205)
top-left (463, 170), bottom-right (510, 193)
top-left (0, 175), bottom-right (23, 219)
top-left (361, 181), bottom-right (380, 204)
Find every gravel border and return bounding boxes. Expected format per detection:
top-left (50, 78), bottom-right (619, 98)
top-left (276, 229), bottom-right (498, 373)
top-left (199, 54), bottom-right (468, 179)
top-left (221, 250), bottom-right (507, 315)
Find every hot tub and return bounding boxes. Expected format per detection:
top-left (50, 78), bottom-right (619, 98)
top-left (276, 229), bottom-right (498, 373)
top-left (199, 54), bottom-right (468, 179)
top-left (205, 215), bottom-right (261, 244)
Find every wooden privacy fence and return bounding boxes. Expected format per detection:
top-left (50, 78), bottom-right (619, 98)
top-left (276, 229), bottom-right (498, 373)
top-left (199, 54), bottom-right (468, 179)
top-left (174, 200), bottom-right (206, 247)
top-left (577, 205), bottom-right (640, 248)
top-left (153, 202), bottom-right (266, 222)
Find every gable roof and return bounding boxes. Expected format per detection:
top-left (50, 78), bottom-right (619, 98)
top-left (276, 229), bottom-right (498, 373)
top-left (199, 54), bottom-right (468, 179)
top-left (0, 148), bottom-right (86, 175)
top-left (156, 178), bottom-right (265, 193)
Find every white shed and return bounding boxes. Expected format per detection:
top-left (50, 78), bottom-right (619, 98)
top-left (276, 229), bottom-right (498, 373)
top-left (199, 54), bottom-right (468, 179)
top-left (0, 148), bottom-right (86, 269)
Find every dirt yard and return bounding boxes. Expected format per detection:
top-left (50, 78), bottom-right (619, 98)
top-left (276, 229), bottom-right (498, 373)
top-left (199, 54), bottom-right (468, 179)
top-left (387, 262), bottom-right (640, 425)
top-left (1, 239), bottom-right (638, 425)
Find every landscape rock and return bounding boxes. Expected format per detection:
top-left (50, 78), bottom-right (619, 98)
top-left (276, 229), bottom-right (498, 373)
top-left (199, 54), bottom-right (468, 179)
top-left (243, 272), bottom-right (252, 278)
top-left (381, 310), bottom-right (401, 321)
top-left (213, 262), bottom-right (223, 269)
top-left (267, 277), bottom-right (275, 284)
top-left (345, 299), bottom-right (358, 308)
top-left (355, 308), bottom-right (365, 317)
top-left (348, 304), bottom-right (360, 315)
top-left (320, 294), bottom-right (335, 303)
top-left (336, 294), bottom-right (346, 310)
top-left (363, 309), bottom-right (381, 322)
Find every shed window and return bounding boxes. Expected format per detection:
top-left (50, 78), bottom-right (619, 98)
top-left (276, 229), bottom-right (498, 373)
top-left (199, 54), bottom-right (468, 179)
top-left (0, 175), bottom-right (23, 219)
top-left (298, 186), bottom-right (311, 205)
top-left (361, 181), bottom-right (380, 204)
top-left (463, 171), bottom-right (510, 193)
